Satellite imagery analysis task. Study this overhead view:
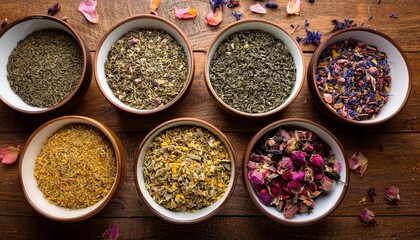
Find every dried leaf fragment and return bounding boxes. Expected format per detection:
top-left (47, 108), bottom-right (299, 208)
top-left (175, 7), bottom-right (197, 19)
top-left (206, 9), bottom-right (223, 26)
top-left (78, 0), bottom-right (99, 24)
top-left (0, 145), bottom-right (22, 164)
top-left (286, 0), bottom-right (301, 15)
top-left (348, 152), bottom-right (368, 177)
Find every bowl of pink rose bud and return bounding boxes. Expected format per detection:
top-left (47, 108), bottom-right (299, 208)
top-left (243, 118), bottom-right (349, 226)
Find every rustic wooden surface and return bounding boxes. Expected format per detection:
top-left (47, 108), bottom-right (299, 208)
top-left (0, 0), bottom-right (419, 239)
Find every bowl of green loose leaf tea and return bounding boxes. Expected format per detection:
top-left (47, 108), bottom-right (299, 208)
top-left (95, 15), bottom-right (194, 114)
top-left (308, 28), bottom-right (412, 125)
top-left (205, 19), bottom-right (305, 117)
top-left (19, 116), bottom-right (126, 222)
top-left (243, 118), bottom-right (349, 226)
top-left (0, 15), bottom-right (92, 114)
top-left (134, 118), bottom-right (238, 224)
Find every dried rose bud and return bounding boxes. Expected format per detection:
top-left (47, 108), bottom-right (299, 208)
top-left (285, 138), bottom-right (297, 153)
top-left (304, 142), bottom-right (314, 152)
top-left (384, 186), bottom-right (400, 204)
top-left (299, 194), bottom-right (315, 207)
top-left (348, 152), bottom-right (368, 177)
top-left (282, 171), bottom-right (293, 181)
top-left (250, 153), bottom-right (270, 162)
top-left (268, 179), bottom-right (284, 197)
top-left (291, 151), bottom-right (307, 166)
top-left (320, 175), bottom-right (334, 191)
top-left (359, 208), bottom-right (379, 226)
top-left (258, 189), bottom-right (272, 205)
top-left (310, 154), bottom-right (324, 168)
top-left (280, 157), bottom-right (294, 170)
top-left (284, 202), bottom-right (298, 219)
top-left (297, 203), bottom-right (310, 213)
top-left (292, 170), bottom-right (305, 182)
top-left (286, 181), bottom-right (302, 194)
top-left (248, 169), bottom-right (267, 186)
top-left (367, 187), bottom-right (377, 202)
top-left (304, 167), bottom-right (314, 182)
top-left (247, 161), bottom-right (259, 170)
top-left (0, 145), bottom-right (23, 164)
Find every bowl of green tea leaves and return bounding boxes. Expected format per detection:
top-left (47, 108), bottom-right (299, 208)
top-left (205, 19), bottom-right (305, 117)
top-left (134, 118), bottom-right (238, 224)
top-left (0, 15), bottom-right (92, 115)
top-left (95, 15), bottom-right (195, 114)
top-left (19, 116), bottom-right (126, 222)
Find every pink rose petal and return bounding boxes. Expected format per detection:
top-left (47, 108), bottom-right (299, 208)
top-left (175, 7), bottom-right (198, 19)
top-left (348, 152), bottom-right (368, 176)
top-left (78, 0), bottom-right (99, 24)
top-left (250, 4), bottom-right (267, 14)
top-left (286, 0), bottom-right (301, 15)
top-left (205, 9), bottom-right (223, 26)
top-left (0, 145), bottom-right (22, 164)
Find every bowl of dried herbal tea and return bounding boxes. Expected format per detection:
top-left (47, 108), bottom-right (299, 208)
top-left (0, 15), bottom-right (92, 115)
top-left (205, 19), bottom-right (305, 117)
top-left (243, 118), bottom-right (349, 226)
top-left (134, 118), bottom-right (238, 224)
top-left (19, 116), bottom-right (126, 222)
top-left (308, 28), bottom-right (412, 125)
top-left (95, 14), bottom-right (194, 114)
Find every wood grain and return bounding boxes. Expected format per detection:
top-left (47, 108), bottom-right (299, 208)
top-left (0, 0), bottom-right (419, 52)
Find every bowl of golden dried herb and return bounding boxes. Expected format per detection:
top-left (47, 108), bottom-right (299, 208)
top-left (95, 14), bottom-right (195, 114)
top-left (0, 15), bottom-right (92, 115)
top-left (205, 19), bottom-right (305, 117)
top-left (308, 28), bottom-right (412, 125)
top-left (19, 116), bottom-right (126, 222)
top-left (243, 118), bottom-right (349, 226)
top-left (134, 118), bottom-right (238, 224)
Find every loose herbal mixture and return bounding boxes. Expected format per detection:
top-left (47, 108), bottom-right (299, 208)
top-left (7, 29), bottom-right (83, 108)
top-left (143, 126), bottom-right (231, 212)
top-left (105, 28), bottom-right (188, 110)
top-left (247, 127), bottom-right (342, 219)
top-left (316, 39), bottom-right (391, 121)
top-left (34, 124), bottom-right (116, 209)
top-left (209, 30), bottom-right (296, 114)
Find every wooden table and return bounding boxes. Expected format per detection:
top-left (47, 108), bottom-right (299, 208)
top-left (1, 1), bottom-right (419, 239)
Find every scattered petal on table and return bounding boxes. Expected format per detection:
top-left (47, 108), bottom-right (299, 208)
top-left (250, 4), bottom-right (267, 14)
top-left (175, 7), bottom-right (198, 19)
top-left (0, 145), bottom-right (23, 165)
top-left (286, 0), bottom-right (301, 15)
top-left (78, 0), bottom-right (99, 23)
top-left (206, 9), bottom-right (223, 26)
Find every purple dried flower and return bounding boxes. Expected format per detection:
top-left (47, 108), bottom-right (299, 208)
top-left (286, 181), bottom-right (302, 194)
top-left (210, 0), bottom-right (227, 12)
top-left (310, 154), bottom-right (324, 168)
top-left (280, 157), bottom-right (294, 170)
top-left (1, 18), bottom-right (8, 29)
top-left (269, 179), bottom-right (284, 197)
top-left (103, 223), bottom-right (119, 240)
top-left (153, 99), bottom-right (161, 106)
top-left (152, 80), bottom-right (159, 87)
top-left (360, 208), bottom-right (379, 226)
top-left (320, 175), bottom-right (333, 191)
top-left (389, 13), bottom-right (398, 19)
top-left (131, 38), bottom-right (139, 45)
top-left (284, 202), bottom-right (298, 219)
top-left (248, 168), bottom-right (267, 186)
top-left (265, 2), bottom-right (279, 9)
top-left (295, 19), bottom-right (322, 46)
top-left (259, 188), bottom-right (272, 205)
top-left (368, 15), bottom-right (373, 20)
top-left (232, 11), bottom-right (242, 21)
top-left (384, 186), bottom-right (400, 204)
top-left (367, 187), bottom-right (377, 202)
top-left (247, 161), bottom-right (259, 170)
top-left (47, 3), bottom-right (61, 16)
top-left (332, 18), bottom-right (357, 31)
top-left (291, 151), bottom-right (307, 166)
top-left (250, 153), bottom-right (270, 162)
top-left (292, 170), bottom-right (305, 182)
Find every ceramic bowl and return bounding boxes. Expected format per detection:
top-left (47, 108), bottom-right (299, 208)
top-left (95, 14), bottom-right (195, 114)
top-left (243, 118), bottom-right (349, 226)
top-left (134, 118), bottom-right (238, 224)
top-left (308, 28), bottom-right (411, 125)
top-left (0, 15), bottom-right (92, 115)
top-left (19, 116), bottom-right (126, 222)
top-left (204, 19), bottom-right (305, 117)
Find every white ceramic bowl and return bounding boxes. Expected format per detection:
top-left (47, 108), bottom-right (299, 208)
top-left (134, 118), bottom-right (238, 224)
top-left (205, 19), bottom-right (305, 117)
top-left (243, 118), bottom-right (349, 226)
top-left (19, 116), bottom-right (126, 222)
top-left (95, 15), bottom-right (195, 114)
top-left (0, 15), bottom-right (92, 114)
top-left (308, 28), bottom-right (412, 125)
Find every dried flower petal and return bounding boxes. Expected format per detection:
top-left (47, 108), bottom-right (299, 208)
top-left (291, 151), bottom-right (307, 166)
top-left (286, 0), bottom-right (301, 15)
top-left (175, 7), bottom-right (198, 19)
top-left (310, 154), bottom-right (324, 168)
top-left (384, 186), bottom-right (400, 204)
top-left (359, 208), bottom-right (379, 226)
top-left (0, 145), bottom-right (22, 164)
top-left (103, 223), bottom-right (119, 240)
top-left (348, 152), bottom-right (368, 177)
top-left (265, 2), bottom-right (279, 9)
top-left (78, 0), bottom-right (99, 24)
top-left (150, 0), bottom-right (161, 11)
top-left (47, 3), bottom-right (60, 16)
top-left (389, 13), bottom-right (398, 19)
top-left (210, 0), bottom-right (227, 12)
top-left (296, 19), bottom-right (322, 46)
top-left (232, 11), bottom-right (242, 21)
top-left (367, 187), bottom-right (377, 202)
top-left (206, 9), bottom-right (222, 26)
top-left (250, 4), bottom-right (267, 14)
top-left (227, 0), bottom-right (240, 8)
top-left (320, 175), bottom-right (333, 191)
top-left (332, 18), bottom-right (357, 31)
top-left (1, 18), bottom-right (8, 29)
top-left (284, 202), bottom-right (298, 219)
top-left (248, 168), bottom-right (267, 186)
top-left (259, 188), bottom-right (272, 205)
